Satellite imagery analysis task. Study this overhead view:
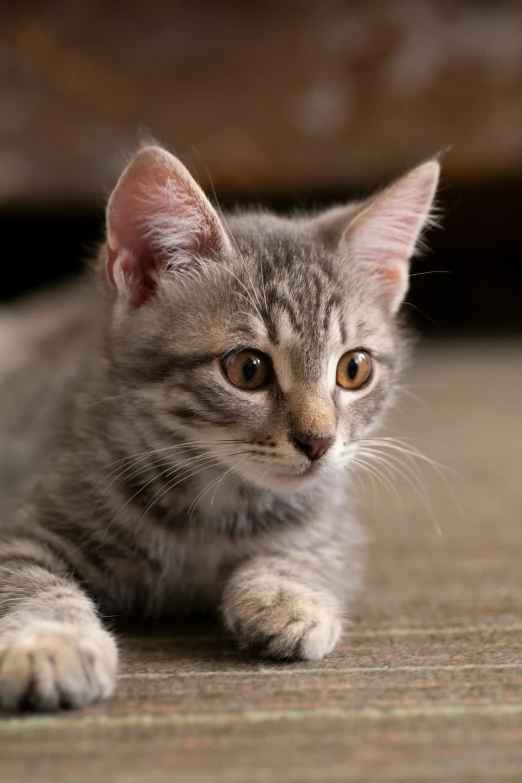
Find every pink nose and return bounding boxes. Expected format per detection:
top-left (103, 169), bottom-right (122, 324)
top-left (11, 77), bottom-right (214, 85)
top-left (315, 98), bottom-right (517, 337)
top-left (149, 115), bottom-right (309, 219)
top-left (294, 435), bottom-right (335, 461)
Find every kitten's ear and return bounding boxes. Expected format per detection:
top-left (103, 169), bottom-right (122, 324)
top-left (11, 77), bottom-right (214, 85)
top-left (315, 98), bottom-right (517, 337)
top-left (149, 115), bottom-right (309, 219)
top-left (106, 146), bottom-right (231, 305)
top-left (341, 161), bottom-right (440, 314)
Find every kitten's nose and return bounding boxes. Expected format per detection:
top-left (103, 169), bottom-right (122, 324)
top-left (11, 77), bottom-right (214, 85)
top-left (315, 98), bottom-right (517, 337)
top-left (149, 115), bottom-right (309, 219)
top-left (293, 434), bottom-right (335, 461)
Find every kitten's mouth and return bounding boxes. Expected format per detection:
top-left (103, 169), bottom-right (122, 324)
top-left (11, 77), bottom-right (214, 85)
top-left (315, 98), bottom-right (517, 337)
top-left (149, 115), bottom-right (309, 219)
top-left (298, 461), bottom-right (319, 476)
top-left (239, 456), bottom-right (328, 494)
top-left (277, 459), bottom-right (322, 481)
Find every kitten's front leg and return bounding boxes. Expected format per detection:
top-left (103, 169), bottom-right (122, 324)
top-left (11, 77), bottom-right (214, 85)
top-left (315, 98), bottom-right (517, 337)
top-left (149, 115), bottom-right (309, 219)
top-left (0, 538), bottom-right (117, 711)
top-left (222, 556), bottom-right (344, 660)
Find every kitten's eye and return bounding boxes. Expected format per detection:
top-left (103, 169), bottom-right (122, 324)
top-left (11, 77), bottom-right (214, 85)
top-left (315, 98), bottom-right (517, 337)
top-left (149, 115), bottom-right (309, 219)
top-left (336, 350), bottom-right (372, 390)
top-left (223, 350), bottom-right (270, 390)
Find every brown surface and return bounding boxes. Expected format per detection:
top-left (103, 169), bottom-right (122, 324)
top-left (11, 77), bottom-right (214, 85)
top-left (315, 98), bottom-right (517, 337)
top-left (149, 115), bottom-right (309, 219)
top-left (3, 1), bottom-right (522, 205)
top-left (1, 340), bottom-right (522, 782)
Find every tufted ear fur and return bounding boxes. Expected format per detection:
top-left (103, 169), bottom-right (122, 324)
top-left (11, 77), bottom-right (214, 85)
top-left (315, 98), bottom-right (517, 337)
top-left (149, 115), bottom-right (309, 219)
top-left (339, 161), bottom-right (440, 314)
top-left (106, 146), bottom-right (231, 306)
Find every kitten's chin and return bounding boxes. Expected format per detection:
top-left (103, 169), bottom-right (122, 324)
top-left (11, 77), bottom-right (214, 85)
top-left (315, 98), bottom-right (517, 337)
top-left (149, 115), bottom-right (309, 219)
top-left (239, 461), bottom-right (325, 494)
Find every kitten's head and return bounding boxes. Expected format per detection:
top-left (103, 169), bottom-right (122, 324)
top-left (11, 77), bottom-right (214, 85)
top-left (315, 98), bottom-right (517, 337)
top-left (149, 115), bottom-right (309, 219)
top-left (104, 145), bottom-right (439, 494)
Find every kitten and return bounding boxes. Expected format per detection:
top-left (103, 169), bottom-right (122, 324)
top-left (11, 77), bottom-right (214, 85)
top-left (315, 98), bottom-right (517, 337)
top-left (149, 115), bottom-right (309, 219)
top-left (0, 145), bottom-right (439, 711)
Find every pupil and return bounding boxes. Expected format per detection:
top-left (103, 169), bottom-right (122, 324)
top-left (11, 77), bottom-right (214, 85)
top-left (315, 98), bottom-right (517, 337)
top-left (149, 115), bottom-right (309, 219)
top-left (242, 357), bottom-right (259, 382)
top-left (347, 358), bottom-right (359, 380)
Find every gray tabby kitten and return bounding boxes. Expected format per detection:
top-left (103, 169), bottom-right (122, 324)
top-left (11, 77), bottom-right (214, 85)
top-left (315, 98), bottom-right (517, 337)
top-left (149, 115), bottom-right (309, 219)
top-left (0, 145), bottom-right (439, 711)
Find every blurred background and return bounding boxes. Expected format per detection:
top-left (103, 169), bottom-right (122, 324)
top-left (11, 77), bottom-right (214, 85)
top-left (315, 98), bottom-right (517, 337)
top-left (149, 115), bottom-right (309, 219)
top-left (1, 0), bottom-right (522, 334)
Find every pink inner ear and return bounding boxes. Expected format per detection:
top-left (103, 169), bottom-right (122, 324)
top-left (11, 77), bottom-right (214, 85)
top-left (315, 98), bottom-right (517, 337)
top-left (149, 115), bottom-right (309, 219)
top-left (106, 150), bottom-right (225, 306)
top-left (378, 256), bottom-right (404, 285)
top-left (107, 162), bottom-right (174, 302)
top-left (344, 162), bottom-right (439, 313)
top-left (108, 163), bottom-right (168, 255)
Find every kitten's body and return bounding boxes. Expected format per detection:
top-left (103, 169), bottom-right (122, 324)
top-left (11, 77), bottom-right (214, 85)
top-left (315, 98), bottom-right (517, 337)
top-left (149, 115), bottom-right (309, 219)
top-left (0, 238), bottom-right (361, 619)
top-left (0, 148), bottom-right (439, 710)
top-left (0, 283), bottom-right (97, 518)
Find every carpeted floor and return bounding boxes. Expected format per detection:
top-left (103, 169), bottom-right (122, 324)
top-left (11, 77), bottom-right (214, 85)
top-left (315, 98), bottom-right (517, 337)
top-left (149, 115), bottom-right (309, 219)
top-left (1, 340), bottom-right (521, 782)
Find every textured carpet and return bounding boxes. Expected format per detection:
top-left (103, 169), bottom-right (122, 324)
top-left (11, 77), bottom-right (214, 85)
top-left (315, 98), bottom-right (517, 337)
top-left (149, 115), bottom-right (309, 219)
top-left (1, 340), bottom-right (521, 782)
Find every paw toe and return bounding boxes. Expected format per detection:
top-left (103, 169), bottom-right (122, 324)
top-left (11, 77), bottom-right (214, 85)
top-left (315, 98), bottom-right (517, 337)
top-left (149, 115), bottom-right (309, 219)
top-left (0, 623), bottom-right (117, 712)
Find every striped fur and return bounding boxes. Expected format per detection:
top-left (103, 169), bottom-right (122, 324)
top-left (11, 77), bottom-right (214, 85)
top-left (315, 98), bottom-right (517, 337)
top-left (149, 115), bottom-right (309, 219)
top-left (0, 147), bottom-right (439, 710)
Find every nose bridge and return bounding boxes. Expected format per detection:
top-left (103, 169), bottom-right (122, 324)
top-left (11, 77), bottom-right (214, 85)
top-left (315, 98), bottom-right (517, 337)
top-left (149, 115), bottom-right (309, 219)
top-left (276, 339), bottom-right (335, 438)
top-left (288, 390), bottom-right (336, 438)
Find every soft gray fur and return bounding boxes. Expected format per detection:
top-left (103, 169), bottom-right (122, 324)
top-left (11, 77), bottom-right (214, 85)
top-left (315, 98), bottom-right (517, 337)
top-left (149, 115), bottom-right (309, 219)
top-left (0, 146), bottom-right (439, 710)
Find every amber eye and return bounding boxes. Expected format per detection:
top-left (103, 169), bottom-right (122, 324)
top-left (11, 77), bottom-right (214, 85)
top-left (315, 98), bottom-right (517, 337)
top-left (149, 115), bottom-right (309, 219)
top-left (336, 350), bottom-right (372, 390)
top-left (223, 350), bottom-right (270, 390)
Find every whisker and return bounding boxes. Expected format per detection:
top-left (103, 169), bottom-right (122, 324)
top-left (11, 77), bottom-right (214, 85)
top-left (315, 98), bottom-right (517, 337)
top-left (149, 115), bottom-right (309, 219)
top-left (339, 464), bottom-right (366, 501)
top-left (346, 457), bottom-right (381, 503)
top-left (143, 450), bottom-right (250, 520)
top-left (188, 457), bottom-right (249, 515)
top-left (355, 436), bottom-right (465, 526)
top-left (138, 456), bottom-right (225, 521)
top-left (102, 446), bottom-right (243, 537)
top-left (220, 260), bottom-right (266, 325)
top-left (357, 447), bottom-right (440, 533)
top-left (393, 385), bottom-right (433, 411)
top-left (364, 438), bottom-right (463, 478)
top-left (226, 279), bottom-right (265, 325)
top-left (90, 439), bottom-right (248, 496)
top-left (191, 150), bottom-right (265, 317)
top-left (409, 270), bottom-right (452, 277)
top-left (92, 443), bottom-right (229, 502)
top-left (86, 390), bottom-right (142, 407)
top-left (350, 454), bottom-right (404, 509)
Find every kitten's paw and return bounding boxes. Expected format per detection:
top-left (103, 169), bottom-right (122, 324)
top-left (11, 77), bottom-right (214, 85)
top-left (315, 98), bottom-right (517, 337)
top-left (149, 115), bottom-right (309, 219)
top-left (222, 573), bottom-right (342, 661)
top-left (0, 621), bottom-right (117, 711)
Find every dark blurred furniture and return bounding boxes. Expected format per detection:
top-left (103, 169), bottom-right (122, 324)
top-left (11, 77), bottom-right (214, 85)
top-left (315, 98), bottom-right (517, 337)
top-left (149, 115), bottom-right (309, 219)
top-left (1, 0), bottom-right (522, 330)
top-left (3, 0), bottom-right (522, 204)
